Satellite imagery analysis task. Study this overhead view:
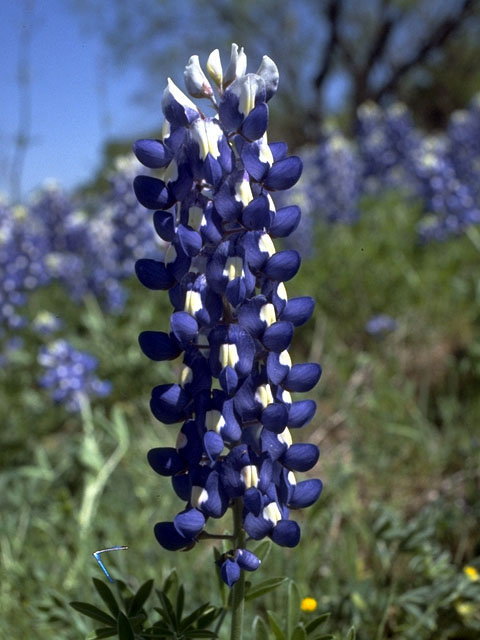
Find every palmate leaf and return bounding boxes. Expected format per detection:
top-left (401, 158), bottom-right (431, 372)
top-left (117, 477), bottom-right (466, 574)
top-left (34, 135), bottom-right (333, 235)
top-left (156, 590), bottom-right (177, 628)
top-left (195, 605), bottom-right (223, 630)
top-left (305, 613), bottom-right (330, 634)
top-left (142, 621), bottom-right (173, 638)
top-left (128, 579), bottom-right (154, 617)
top-left (179, 603), bottom-right (215, 631)
top-left (291, 623), bottom-right (307, 640)
top-left (183, 630), bottom-right (218, 638)
top-left (267, 610), bottom-right (286, 640)
top-left (92, 578), bottom-right (119, 618)
top-left (176, 584), bottom-right (185, 622)
top-left (287, 580), bottom-right (300, 638)
top-left (70, 601), bottom-right (116, 626)
top-left (253, 615), bottom-right (271, 640)
top-left (162, 568), bottom-right (179, 598)
top-left (117, 611), bottom-right (135, 640)
top-left (245, 577), bottom-right (288, 601)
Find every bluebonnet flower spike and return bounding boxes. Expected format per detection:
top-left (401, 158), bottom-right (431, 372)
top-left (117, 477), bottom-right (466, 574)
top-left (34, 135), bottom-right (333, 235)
top-left (135, 44), bottom-right (322, 588)
top-left (92, 546), bottom-right (128, 583)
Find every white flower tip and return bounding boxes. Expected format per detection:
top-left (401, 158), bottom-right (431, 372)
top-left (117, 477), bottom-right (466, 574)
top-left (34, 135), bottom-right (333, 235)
top-left (206, 48), bottom-right (223, 87)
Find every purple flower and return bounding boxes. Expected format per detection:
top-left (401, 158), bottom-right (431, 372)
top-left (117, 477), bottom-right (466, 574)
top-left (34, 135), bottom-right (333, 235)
top-left (135, 45), bottom-right (321, 587)
top-left (38, 339), bottom-right (112, 412)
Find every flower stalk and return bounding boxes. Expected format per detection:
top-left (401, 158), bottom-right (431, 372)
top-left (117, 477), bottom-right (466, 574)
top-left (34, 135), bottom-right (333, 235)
top-left (133, 43), bottom-right (323, 637)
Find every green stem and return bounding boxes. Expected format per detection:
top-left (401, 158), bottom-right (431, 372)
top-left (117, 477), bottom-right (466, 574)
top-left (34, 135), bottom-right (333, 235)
top-left (230, 499), bottom-right (246, 640)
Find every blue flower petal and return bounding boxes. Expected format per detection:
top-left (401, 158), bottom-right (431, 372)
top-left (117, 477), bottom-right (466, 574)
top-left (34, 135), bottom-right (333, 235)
top-left (134, 175), bottom-right (175, 209)
top-left (288, 400), bottom-right (317, 429)
top-left (269, 141), bottom-right (287, 162)
top-left (270, 205), bottom-right (301, 237)
top-left (133, 139), bottom-right (172, 168)
top-left (266, 351), bottom-right (290, 385)
top-left (147, 447), bottom-right (185, 476)
top-left (135, 259), bottom-right (174, 290)
top-left (263, 250), bottom-right (301, 282)
top-left (204, 430), bottom-right (225, 462)
top-left (220, 558), bottom-right (241, 587)
top-left (174, 507), bottom-right (205, 538)
top-left (153, 210), bottom-right (176, 242)
top-left (241, 103), bottom-right (269, 141)
top-left (271, 519), bottom-right (301, 547)
top-left (154, 522), bottom-right (194, 551)
top-left (283, 363), bottom-right (322, 392)
top-left (280, 297), bottom-right (315, 326)
top-left (139, 331), bottom-right (181, 361)
top-left (172, 474), bottom-right (191, 501)
top-left (243, 487), bottom-right (263, 516)
top-left (264, 156), bottom-right (303, 191)
top-left (262, 321), bottom-right (294, 352)
top-left (281, 443), bottom-right (319, 472)
top-left (150, 384), bottom-right (189, 424)
top-left (242, 194), bottom-right (271, 231)
top-left (235, 548), bottom-right (261, 571)
top-left (261, 402), bottom-right (289, 434)
top-left (289, 479), bottom-right (323, 509)
top-left (244, 512), bottom-right (272, 540)
top-left (177, 224), bottom-right (202, 257)
top-left (170, 311), bottom-right (199, 348)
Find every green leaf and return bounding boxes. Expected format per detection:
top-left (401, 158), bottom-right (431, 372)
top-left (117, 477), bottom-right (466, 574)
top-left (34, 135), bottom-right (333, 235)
top-left (253, 615), bottom-right (271, 640)
top-left (305, 613), bottom-right (330, 634)
top-left (287, 580), bottom-right (301, 638)
top-left (195, 606), bottom-right (223, 630)
top-left (344, 627), bottom-right (356, 640)
top-left (162, 569), bottom-right (179, 598)
top-left (117, 611), bottom-right (135, 640)
top-left (310, 634), bottom-right (334, 640)
top-left (292, 624), bottom-right (307, 640)
top-left (183, 631), bottom-right (218, 638)
top-left (92, 578), bottom-right (119, 618)
top-left (179, 603), bottom-right (214, 631)
top-left (267, 610), bottom-right (286, 640)
top-left (69, 601), bottom-right (116, 626)
top-left (156, 590), bottom-right (177, 628)
top-left (245, 577), bottom-right (288, 601)
top-left (176, 584), bottom-right (185, 622)
top-left (128, 579), bottom-right (154, 617)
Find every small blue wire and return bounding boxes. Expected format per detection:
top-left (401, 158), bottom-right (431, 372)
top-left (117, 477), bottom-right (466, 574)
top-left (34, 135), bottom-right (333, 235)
top-left (92, 546), bottom-right (128, 582)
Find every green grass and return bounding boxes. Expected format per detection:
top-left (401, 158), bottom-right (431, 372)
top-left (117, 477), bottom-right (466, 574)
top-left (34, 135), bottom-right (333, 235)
top-left (1, 191), bottom-right (480, 638)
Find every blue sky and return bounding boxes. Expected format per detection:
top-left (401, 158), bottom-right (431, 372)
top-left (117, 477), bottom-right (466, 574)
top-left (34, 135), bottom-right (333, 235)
top-left (1, 1), bottom-right (158, 201)
top-left (1, 1), bottom-right (350, 203)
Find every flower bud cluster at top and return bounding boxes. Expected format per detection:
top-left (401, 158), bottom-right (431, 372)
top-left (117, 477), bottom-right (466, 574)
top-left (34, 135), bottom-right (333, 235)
top-left (133, 44), bottom-right (323, 587)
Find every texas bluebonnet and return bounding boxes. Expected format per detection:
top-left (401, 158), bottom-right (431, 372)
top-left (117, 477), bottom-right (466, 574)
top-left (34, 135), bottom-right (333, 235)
top-left (38, 339), bottom-right (112, 412)
top-left (0, 202), bottom-right (50, 330)
top-left (134, 44), bottom-right (322, 586)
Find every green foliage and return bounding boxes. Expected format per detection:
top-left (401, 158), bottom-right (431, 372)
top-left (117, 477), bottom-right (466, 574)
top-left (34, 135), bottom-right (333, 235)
top-left (69, 572), bottom-right (222, 639)
top-left (3, 191), bottom-right (480, 638)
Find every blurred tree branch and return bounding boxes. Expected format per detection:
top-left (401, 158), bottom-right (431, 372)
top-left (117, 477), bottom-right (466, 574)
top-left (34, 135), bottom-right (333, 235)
top-left (72, 0), bottom-right (480, 147)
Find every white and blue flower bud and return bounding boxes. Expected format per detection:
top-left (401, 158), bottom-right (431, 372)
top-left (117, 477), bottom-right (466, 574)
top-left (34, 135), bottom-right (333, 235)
top-left (206, 48), bottom-right (223, 87)
top-left (224, 43), bottom-right (247, 87)
top-left (256, 55), bottom-right (279, 101)
top-left (162, 78), bottom-right (200, 127)
top-left (184, 55), bottom-right (214, 98)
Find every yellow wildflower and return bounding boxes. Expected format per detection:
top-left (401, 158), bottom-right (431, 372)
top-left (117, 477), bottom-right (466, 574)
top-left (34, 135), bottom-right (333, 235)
top-left (300, 597), bottom-right (317, 613)
top-left (463, 565), bottom-right (479, 582)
